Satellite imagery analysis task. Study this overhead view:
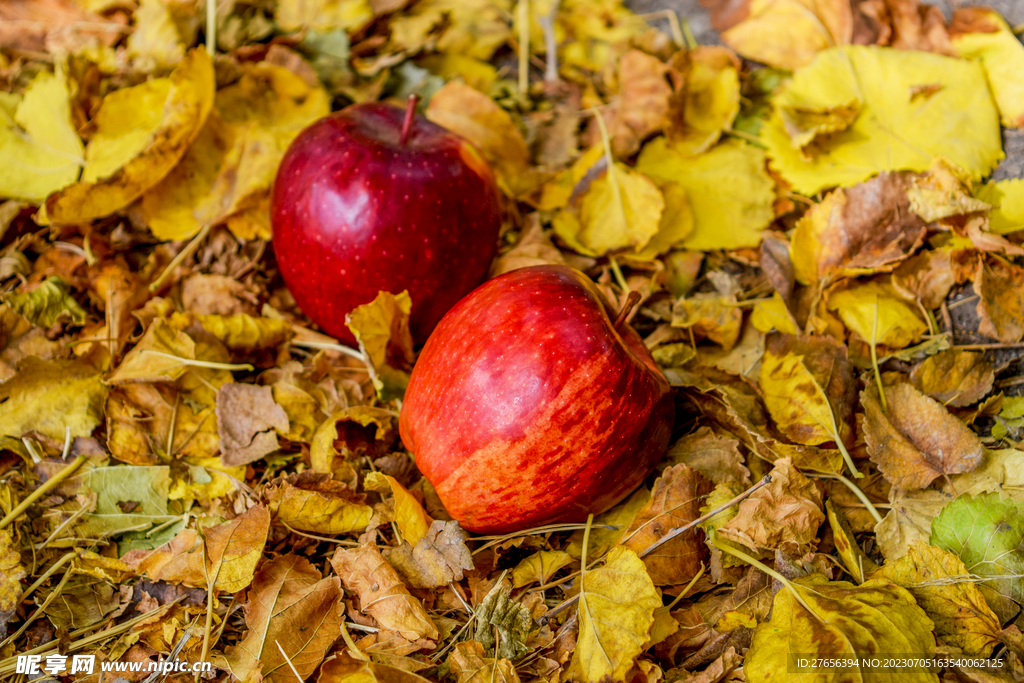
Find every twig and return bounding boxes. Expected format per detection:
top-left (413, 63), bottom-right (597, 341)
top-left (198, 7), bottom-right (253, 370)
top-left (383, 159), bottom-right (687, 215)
top-left (539, 0), bottom-right (561, 82)
top-left (290, 338), bottom-right (367, 363)
top-left (0, 454), bottom-right (86, 530)
top-left (276, 641), bottom-right (304, 682)
top-left (149, 223), bottom-right (211, 292)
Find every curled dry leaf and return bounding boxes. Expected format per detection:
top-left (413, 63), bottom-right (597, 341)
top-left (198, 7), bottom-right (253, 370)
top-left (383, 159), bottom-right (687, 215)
top-left (125, 504), bottom-right (271, 593)
top-left (0, 529), bottom-right (26, 640)
top-left (718, 457), bottom-right (825, 552)
top-left (910, 349), bottom-right (994, 407)
top-left (365, 471), bottom-right (434, 546)
top-left (975, 259), bottom-right (1024, 343)
top-left (568, 546), bottom-right (661, 683)
top-left (906, 157), bottom-right (990, 222)
top-left (826, 500), bottom-right (879, 583)
top-left (512, 550), bottom-right (574, 588)
top-left (872, 542), bottom-right (1001, 657)
top-left (610, 50), bottom-right (672, 158)
top-left (620, 463), bottom-right (713, 586)
top-left (346, 290), bottom-right (415, 401)
top-left (790, 172), bottom-right (927, 285)
top-left (666, 47), bottom-right (741, 158)
top-left (226, 554), bottom-right (343, 683)
top-left (671, 293), bottom-right (743, 352)
top-left (473, 582), bottom-right (531, 661)
top-left (41, 47), bottom-right (215, 224)
top-left (216, 382), bottom-right (290, 467)
top-left (892, 247), bottom-right (957, 310)
top-left (310, 407), bottom-right (398, 480)
top-left (265, 471), bottom-right (373, 535)
top-left (759, 332), bottom-right (856, 448)
top-left (860, 382), bottom-right (983, 490)
top-left (386, 519), bottom-right (475, 589)
top-left (664, 427), bottom-right (752, 486)
top-left (330, 543), bottom-right (439, 641)
top-left (745, 574), bottom-right (937, 682)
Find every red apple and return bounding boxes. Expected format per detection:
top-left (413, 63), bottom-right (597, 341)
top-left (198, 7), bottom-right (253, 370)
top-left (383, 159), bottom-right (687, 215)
top-left (399, 265), bottom-right (674, 534)
top-left (271, 97), bottom-right (502, 345)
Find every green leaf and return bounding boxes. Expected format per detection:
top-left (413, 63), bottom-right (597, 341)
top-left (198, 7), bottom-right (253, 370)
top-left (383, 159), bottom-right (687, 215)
top-left (2, 276), bottom-right (86, 328)
top-left (931, 492), bottom-right (1024, 621)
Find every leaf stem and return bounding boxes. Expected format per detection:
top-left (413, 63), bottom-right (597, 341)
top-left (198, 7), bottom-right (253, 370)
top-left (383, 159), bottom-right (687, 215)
top-left (608, 255), bottom-right (629, 293)
top-left (140, 350), bottom-right (254, 372)
top-left (149, 223), bottom-right (211, 292)
top-left (871, 298), bottom-right (887, 413)
top-left (811, 473), bottom-right (883, 525)
top-left (0, 455), bottom-right (86, 530)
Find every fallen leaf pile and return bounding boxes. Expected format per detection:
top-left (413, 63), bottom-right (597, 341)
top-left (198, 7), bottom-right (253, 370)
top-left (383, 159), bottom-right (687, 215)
top-left (2, 0), bottom-right (1024, 682)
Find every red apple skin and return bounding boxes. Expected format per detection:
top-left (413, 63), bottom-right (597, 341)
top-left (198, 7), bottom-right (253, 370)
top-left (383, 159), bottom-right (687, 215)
top-left (399, 265), bottom-right (674, 534)
top-left (271, 102), bottom-right (502, 345)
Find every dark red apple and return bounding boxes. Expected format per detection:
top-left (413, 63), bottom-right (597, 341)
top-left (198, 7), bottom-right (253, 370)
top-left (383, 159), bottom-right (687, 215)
top-left (271, 97), bottom-right (502, 345)
top-left (399, 265), bottom-right (674, 534)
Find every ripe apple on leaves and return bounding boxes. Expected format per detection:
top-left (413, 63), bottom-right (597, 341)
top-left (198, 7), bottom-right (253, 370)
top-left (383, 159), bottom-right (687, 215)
top-left (399, 264), bottom-right (675, 534)
top-left (271, 96), bottom-right (502, 346)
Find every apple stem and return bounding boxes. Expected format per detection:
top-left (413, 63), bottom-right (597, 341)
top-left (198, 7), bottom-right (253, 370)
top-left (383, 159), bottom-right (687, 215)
top-left (612, 291), bottom-right (642, 329)
top-left (399, 93), bottom-right (420, 146)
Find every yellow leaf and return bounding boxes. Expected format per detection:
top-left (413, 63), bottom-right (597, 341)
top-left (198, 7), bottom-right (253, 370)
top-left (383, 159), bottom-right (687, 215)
top-left (872, 542), bottom-right (1001, 657)
top-left (632, 182), bottom-right (694, 260)
top-left (267, 472), bottom-right (373, 535)
top-left (762, 45), bottom-right (1003, 195)
top-left (715, 611), bottom-right (756, 632)
top-left (826, 500), bottom-right (878, 583)
top-left (553, 162), bottom-right (665, 257)
top-left (750, 293), bottom-right (799, 335)
top-left (448, 641), bottom-right (520, 683)
top-left (746, 574), bottom-right (937, 682)
top-left (668, 47), bottom-right (741, 156)
top-left (0, 69), bottom-right (82, 201)
top-left (538, 143), bottom-right (604, 211)
top-left (2, 276), bottom-right (86, 328)
top-left (950, 8), bottom-right (1024, 129)
top-left (636, 138), bottom-right (775, 250)
top-left (41, 47), bottom-right (215, 223)
top-left (389, 0), bottom-right (513, 61)
top-left (759, 333), bottom-right (856, 447)
top-left (365, 472), bottom-right (433, 546)
top-left (0, 528), bottom-right (26, 629)
top-left (170, 456), bottom-right (246, 504)
top-left (906, 157), bottom-right (990, 222)
top-left (275, 0), bottom-right (374, 33)
top-left (826, 280), bottom-right (927, 349)
top-left (552, 0), bottom-right (647, 73)
top-left (197, 314), bottom-right (293, 353)
top-left (418, 54), bottom-right (499, 92)
top-left (426, 81), bottom-right (536, 198)
top-left (568, 546), bottom-right (661, 683)
top-left (975, 178), bottom-right (1024, 235)
top-left (142, 62), bottom-right (330, 241)
top-left (671, 293), bottom-right (743, 351)
top-left (0, 357), bottom-right (106, 440)
top-left (330, 543), bottom-right (439, 641)
top-left (346, 290), bottom-right (415, 401)
top-left (698, 482), bottom-right (748, 569)
top-left (126, 0), bottom-right (184, 71)
top-left (512, 550), bottom-right (574, 588)
top-left (719, 0), bottom-right (852, 69)
top-left (105, 318), bottom-right (196, 384)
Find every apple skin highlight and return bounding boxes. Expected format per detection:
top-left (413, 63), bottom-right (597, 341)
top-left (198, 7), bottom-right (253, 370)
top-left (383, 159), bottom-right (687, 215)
top-left (271, 101), bottom-right (502, 346)
top-left (400, 265), bottom-right (675, 534)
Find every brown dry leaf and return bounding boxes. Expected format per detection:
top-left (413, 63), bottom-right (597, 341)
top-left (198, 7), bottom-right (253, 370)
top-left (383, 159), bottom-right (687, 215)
top-left (910, 349), bottom-right (994, 407)
top-left (700, 0), bottom-right (853, 69)
top-left (665, 427), bottom-right (752, 486)
top-left (666, 47), bottom-right (741, 157)
top-left (41, 47), bottom-right (215, 224)
top-left (891, 247), bottom-right (957, 310)
top-left (319, 654), bottom-right (434, 683)
top-left (759, 332), bottom-right (856, 448)
top-left (853, 0), bottom-right (954, 54)
top-left (125, 505), bottom-right (270, 593)
top-left (610, 50), bottom-right (671, 158)
top-left (620, 464), bottom-right (713, 585)
top-left (365, 472), bottom-right (433, 546)
top-left (448, 641), bottom-right (521, 683)
top-left (330, 543), bottom-right (439, 641)
top-left (426, 81), bottom-right (537, 198)
top-left (489, 215), bottom-right (569, 277)
top-left (860, 382), bottom-right (983, 490)
top-left (265, 471), bottom-right (373, 534)
top-left (975, 259), bottom-right (1024, 343)
top-left (719, 457), bottom-right (825, 552)
top-left (226, 554), bottom-right (343, 683)
top-left (0, 0), bottom-right (123, 53)
top-left (386, 520), bottom-right (474, 589)
top-left (872, 542), bottom-right (1001, 657)
top-left (791, 172), bottom-right (928, 285)
top-left (216, 383), bottom-right (290, 466)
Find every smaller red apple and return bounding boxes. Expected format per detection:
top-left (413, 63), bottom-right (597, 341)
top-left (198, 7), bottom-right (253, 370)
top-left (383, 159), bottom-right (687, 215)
top-left (399, 265), bottom-right (674, 533)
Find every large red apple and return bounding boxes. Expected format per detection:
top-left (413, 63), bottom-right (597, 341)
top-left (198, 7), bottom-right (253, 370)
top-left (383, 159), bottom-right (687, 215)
top-left (399, 265), bottom-right (674, 533)
top-left (271, 97), bottom-right (502, 345)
